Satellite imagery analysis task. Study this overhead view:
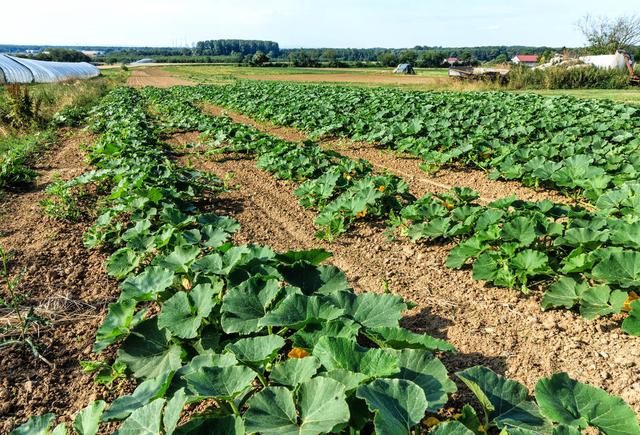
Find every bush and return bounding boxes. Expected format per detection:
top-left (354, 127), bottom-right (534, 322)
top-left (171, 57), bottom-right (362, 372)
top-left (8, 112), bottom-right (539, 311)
top-left (507, 64), bottom-right (631, 89)
top-left (508, 66), bottom-right (630, 89)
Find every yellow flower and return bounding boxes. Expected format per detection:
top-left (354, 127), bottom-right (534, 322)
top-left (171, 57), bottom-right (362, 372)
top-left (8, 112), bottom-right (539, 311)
top-left (424, 417), bottom-right (440, 427)
top-left (288, 348), bottom-right (310, 359)
top-left (356, 209), bottom-right (368, 219)
top-left (623, 291), bottom-right (640, 312)
top-left (478, 424), bottom-right (487, 433)
top-left (442, 200), bottom-right (455, 210)
top-left (181, 277), bottom-right (192, 290)
top-left (377, 185), bottom-right (385, 192)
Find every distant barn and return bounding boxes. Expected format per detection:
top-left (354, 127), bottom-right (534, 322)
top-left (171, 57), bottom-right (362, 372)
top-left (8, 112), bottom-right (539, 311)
top-left (0, 54), bottom-right (99, 84)
top-left (511, 54), bottom-right (539, 67)
top-left (393, 63), bottom-right (416, 74)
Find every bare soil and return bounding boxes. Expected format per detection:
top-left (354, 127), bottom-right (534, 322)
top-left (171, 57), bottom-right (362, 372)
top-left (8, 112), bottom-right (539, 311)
top-left (169, 120), bottom-right (640, 414)
top-left (127, 68), bottom-right (195, 88)
top-left (0, 130), bottom-right (127, 433)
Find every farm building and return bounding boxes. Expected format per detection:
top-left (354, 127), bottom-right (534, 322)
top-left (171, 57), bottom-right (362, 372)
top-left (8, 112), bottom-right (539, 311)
top-left (444, 57), bottom-right (459, 65)
top-left (579, 51), bottom-right (629, 70)
top-left (0, 54), bottom-right (99, 84)
top-left (393, 63), bottom-right (416, 74)
top-left (511, 54), bottom-right (539, 66)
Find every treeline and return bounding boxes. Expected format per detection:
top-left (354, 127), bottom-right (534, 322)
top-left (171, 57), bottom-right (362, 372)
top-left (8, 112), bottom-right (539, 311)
top-left (15, 48), bottom-right (92, 63)
top-left (281, 46), bottom-right (560, 67)
top-left (193, 39), bottom-right (279, 56)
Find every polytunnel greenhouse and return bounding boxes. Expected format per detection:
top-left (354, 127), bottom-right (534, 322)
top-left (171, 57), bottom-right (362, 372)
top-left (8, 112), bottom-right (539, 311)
top-left (0, 54), bottom-right (100, 84)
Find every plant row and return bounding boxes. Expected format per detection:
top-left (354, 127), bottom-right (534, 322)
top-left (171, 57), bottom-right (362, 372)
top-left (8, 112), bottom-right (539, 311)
top-left (178, 81), bottom-right (640, 204)
top-left (143, 87), bottom-right (640, 336)
top-left (143, 86), bottom-right (416, 240)
top-left (13, 87), bottom-right (640, 434)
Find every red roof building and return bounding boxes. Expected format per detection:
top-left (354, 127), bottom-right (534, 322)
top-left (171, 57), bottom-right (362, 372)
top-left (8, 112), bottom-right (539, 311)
top-left (512, 54), bottom-right (539, 65)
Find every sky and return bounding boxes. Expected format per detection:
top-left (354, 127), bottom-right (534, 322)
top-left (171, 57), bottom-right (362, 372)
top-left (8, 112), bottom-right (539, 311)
top-left (1, 0), bottom-right (637, 48)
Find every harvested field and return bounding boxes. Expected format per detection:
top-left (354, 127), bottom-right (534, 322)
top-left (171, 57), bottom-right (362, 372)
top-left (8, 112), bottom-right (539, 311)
top-left (127, 67), bottom-right (195, 88)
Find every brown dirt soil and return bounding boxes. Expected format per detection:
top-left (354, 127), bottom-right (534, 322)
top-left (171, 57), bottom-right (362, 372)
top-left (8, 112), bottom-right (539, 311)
top-left (204, 104), bottom-right (571, 204)
top-left (169, 129), bottom-right (640, 416)
top-left (240, 73), bottom-right (448, 86)
top-left (0, 130), bottom-right (127, 433)
top-left (127, 67), bottom-right (195, 88)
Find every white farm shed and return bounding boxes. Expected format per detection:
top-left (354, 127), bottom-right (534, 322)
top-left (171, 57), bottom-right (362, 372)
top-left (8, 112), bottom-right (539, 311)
top-left (579, 52), bottom-right (628, 70)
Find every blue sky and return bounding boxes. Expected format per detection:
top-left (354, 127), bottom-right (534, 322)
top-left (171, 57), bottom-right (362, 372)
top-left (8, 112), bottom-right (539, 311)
top-left (2, 0), bottom-right (636, 48)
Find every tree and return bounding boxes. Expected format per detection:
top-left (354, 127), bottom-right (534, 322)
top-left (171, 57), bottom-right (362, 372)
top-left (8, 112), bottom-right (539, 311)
top-left (35, 48), bottom-right (91, 62)
top-left (377, 51), bottom-right (398, 67)
top-left (492, 54), bottom-right (508, 64)
top-left (399, 49), bottom-right (418, 65)
top-left (250, 51), bottom-right (270, 66)
top-left (578, 14), bottom-right (640, 54)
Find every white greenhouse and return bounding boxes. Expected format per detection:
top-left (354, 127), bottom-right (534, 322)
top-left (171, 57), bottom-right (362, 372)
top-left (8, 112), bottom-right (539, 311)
top-left (0, 54), bottom-right (100, 84)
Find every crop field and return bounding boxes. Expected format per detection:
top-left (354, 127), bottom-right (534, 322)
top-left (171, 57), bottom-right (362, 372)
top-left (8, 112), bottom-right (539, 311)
top-left (3, 75), bottom-right (640, 434)
top-left (162, 64), bottom-right (640, 104)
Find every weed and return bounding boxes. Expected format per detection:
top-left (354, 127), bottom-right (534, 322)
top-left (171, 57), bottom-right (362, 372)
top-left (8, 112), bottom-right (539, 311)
top-left (0, 245), bottom-right (51, 366)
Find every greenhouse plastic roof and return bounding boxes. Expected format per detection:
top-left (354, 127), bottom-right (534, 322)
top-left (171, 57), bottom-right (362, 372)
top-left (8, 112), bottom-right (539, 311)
top-left (0, 54), bottom-right (100, 84)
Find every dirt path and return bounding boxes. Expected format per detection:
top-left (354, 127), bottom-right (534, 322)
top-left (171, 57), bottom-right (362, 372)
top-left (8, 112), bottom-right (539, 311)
top-left (203, 104), bottom-right (570, 204)
top-left (0, 130), bottom-right (125, 432)
top-left (170, 131), bottom-right (640, 415)
top-left (127, 67), bottom-right (195, 88)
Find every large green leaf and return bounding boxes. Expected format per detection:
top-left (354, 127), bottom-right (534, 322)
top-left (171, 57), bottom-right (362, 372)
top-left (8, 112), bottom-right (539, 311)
top-left (174, 415), bottom-right (244, 434)
top-left (502, 217), bottom-right (537, 246)
top-left (393, 349), bottom-right (457, 411)
top-left (290, 319), bottom-right (361, 350)
top-left (120, 266), bottom-right (175, 301)
top-left (184, 365), bottom-right (256, 399)
top-left (94, 299), bottom-right (146, 353)
top-left (535, 372), bottom-right (640, 435)
top-left (622, 299), bottom-right (640, 336)
top-left (10, 414), bottom-right (57, 435)
top-left (541, 278), bottom-right (588, 310)
top-left (365, 326), bottom-right (455, 352)
top-left (245, 377), bottom-right (350, 435)
top-left (158, 245), bottom-right (201, 273)
top-left (157, 283), bottom-right (216, 339)
top-left (107, 248), bottom-right (141, 279)
top-left (73, 401), bottom-right (106, 435)
top-left (356, 378), bottom-right (428, 435)
top-left (221, 277), bottom-right (281, 334)
top-left (319, 369), bottom-right (368, 392)
top-left (102, 371), bottom-right (173, 421)
top-left (431, 421), bottom-right (475, 435)
top-left (259, 294), bottom-right (344, 329)
top-left (279, 264), bottom-right (350, 295)
top-left (328, 291), bottom-right (407, 328)
top-left (163, 388), bottom-right (187, 435)
top-left (244, 386), bottom-right (297, 434)
top-left (592, 251), bottom-right (640, 288)
top-left (225, 334), bottom-right (285, 365)
top-left (115, 398), bottom-right (164, 435)
top-left (116, 318), bottom-right (184, 380)
top-left (270, 357), bottom-right (321, 387)
top-left (313, 336), bottom-right (399, 379)
top-left (579, 286), bottom-right (626, 320)
top-left (456, 366), bottom-right (551, 432)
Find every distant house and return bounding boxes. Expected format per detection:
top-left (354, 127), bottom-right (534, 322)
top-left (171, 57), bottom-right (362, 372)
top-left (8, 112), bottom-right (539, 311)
top-left (444, 57), bottom-right (459, 65)
top-left (511, 54), bottom-right (539, 67)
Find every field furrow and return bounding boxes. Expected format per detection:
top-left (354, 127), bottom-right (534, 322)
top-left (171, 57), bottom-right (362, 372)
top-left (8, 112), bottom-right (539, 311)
top-left (167, 130), bottom-right (640, 416)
